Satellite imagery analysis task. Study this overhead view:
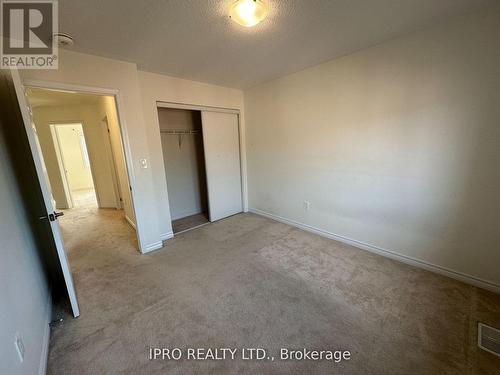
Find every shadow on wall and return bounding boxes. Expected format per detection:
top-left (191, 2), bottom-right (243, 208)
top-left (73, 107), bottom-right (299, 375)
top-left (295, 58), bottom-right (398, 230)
top-left (404, 11), bottom-right (500, 285)
top-left (444, 75), bottom-right (500, 286)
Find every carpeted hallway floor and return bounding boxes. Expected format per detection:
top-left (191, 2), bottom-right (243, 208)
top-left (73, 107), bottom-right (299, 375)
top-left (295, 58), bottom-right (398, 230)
top-left (49, 197), bottom-right (500, 374)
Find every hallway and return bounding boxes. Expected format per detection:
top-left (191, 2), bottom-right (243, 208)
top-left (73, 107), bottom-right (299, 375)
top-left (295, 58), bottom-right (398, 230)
top-left (58, 189), bottom-right (136, 257)
top-left (69, 189), bottom-right (97, 208)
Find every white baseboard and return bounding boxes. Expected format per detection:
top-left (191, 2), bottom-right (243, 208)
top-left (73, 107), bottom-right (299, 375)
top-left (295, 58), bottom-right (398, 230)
top-left (249, 208), bottom-right (500, 294)
top-left (141, 232), bottom-right (174, 254)
top-left (160, 231), bottom-right (174, 241)
top-left (142, 241), bottom-right (163, 254)
top-left (38, 293), bottom-right (51, 375)
top-left (125, 215), bottom-right (136, 230)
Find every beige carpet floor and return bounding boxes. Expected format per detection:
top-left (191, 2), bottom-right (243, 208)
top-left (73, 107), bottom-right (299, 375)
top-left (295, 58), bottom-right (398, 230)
top-left (49, 197), bottom-right (500, 374)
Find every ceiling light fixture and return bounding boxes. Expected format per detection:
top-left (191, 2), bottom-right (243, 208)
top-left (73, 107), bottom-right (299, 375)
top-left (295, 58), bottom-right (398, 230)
top-left (229, 0), bottom-right (268, 27)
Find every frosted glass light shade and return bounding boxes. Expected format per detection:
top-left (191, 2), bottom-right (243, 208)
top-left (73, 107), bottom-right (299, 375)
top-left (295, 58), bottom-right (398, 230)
top-left (229, 0), bottom-right (268, 27)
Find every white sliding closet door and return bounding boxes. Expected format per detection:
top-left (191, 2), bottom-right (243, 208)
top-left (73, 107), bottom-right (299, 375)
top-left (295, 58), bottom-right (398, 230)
top-left (201, 111), bottom-right (242, 222)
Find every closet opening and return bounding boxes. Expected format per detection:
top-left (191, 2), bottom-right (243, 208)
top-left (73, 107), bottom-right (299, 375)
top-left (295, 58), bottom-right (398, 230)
top-left (158, 107), bottom-right (210, 233)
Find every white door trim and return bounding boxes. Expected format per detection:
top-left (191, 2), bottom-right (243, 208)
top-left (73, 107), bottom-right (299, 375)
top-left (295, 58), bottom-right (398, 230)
top-left (156, 100), bottom-right (240, 115)
top-left (101, 116), bottom-right (122, 209)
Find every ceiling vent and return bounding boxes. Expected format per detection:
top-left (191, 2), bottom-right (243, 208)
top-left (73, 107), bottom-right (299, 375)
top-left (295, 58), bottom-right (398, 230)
top-left (478, 323), bottom-right (500, 357)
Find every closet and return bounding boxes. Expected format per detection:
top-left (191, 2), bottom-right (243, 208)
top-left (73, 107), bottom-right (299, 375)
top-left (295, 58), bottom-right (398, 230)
top-left (158, 106), bottom-right (242, 234)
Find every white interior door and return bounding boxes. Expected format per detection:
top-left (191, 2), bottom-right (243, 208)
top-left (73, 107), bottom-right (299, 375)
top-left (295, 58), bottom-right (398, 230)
top-left (11, 70), bottom-right (80, 317)
top-left (201, 111), bottom-right (242, 221)
top-left (102, 118), bottom-right (123, 209)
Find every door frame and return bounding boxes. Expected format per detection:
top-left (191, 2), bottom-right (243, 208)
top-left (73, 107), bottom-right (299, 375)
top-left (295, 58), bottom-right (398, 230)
top-left (156, 101), bottom-right (248, 219)
top-left (23, 78), bottom-right (143, 251)
top-left (50, 122), bottom-right (101, 208)
top-left (156, 101), bottom-right (240, 115)
top-left (101, 116), bottom-right (123, 209)
top-left (49, 123), bottom-right (74, 209)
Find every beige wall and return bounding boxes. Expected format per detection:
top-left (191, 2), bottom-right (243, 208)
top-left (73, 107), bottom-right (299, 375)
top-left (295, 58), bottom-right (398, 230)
top-left (245, 4), bottom-right (500, 288)
top-left (138, 71), bottom-right (245, 238)
top-left (32, 104), bottom-right (118, 209)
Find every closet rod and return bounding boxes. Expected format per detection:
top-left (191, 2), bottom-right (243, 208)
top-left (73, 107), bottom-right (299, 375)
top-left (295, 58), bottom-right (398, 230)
top-left (160, 130), bottom-right (200, 134)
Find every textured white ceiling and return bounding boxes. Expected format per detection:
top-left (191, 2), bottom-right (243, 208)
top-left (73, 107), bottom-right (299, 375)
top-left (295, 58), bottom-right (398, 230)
top-left (59, 0), bottom-right (492, 89)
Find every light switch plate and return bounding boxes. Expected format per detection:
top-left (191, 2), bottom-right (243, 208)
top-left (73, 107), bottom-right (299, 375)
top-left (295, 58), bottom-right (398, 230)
top-left (139, 158), bottom-right (148, 169)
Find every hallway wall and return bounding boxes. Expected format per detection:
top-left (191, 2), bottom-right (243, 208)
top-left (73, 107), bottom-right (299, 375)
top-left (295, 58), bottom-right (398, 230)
top-left (32, 104), bottom-right (118, 209)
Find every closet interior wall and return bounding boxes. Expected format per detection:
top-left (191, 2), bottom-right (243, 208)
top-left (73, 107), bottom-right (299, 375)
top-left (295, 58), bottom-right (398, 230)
top-left (158, 108), bottom-right (208, 231)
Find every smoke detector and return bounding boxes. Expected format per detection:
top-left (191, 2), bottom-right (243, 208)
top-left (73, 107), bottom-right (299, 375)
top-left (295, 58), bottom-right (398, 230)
top-left (54, 33), bottom-right (74, 47)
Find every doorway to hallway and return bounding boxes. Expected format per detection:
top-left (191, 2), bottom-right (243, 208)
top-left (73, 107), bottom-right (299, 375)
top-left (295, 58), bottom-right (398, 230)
top-left (23, 85), bottom-right (139, 317)
top-left (51, 123), bottom-right (98, 209)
